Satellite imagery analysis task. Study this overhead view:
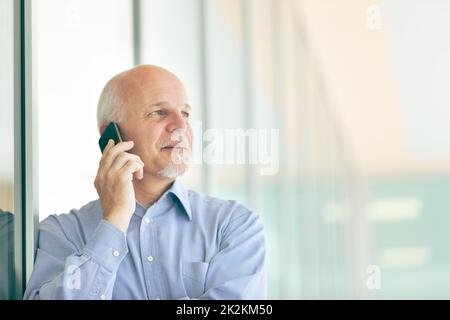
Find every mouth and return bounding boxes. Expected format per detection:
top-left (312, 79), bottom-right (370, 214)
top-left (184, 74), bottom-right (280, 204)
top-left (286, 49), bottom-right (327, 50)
top-left (160, 142), bottom-right (188, 151)
top-left (161, 146), bottom-right (183, 151)
top-left (160, 140), bottom-right (191, 166)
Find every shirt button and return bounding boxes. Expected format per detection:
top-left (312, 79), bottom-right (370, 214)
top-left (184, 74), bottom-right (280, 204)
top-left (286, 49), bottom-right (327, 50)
top-left (147, 255), bottom-right (154, 263)
top-left (112, 250), bottom-right (120, 257)
top-left (144, 217), bottom-right (151, 224)
top-left (100, 294), bottom-right (106, 300)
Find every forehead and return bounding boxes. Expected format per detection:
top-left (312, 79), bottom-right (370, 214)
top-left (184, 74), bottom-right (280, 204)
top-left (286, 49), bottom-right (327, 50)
top-left (144, 82), bottom-right (187, 101)
top-left (123, 82), bottom-right (190, 112)
top-left (116, 67), bottom-right (190, 112)
top-left (140, 84), bottom-right (190, 109)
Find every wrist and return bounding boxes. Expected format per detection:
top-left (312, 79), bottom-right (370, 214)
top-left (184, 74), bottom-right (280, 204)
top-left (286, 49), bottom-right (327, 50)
top-left (104, 213), bottom-right (129, 233)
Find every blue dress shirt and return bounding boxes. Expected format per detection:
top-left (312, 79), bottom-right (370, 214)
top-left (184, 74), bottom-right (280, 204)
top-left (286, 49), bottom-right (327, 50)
top-left (23, 179), bottom-right (266, 300)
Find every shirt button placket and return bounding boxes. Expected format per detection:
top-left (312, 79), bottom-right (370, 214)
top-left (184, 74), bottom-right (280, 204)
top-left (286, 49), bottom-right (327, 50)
top-left (141, 213), bottom-right (158, 299)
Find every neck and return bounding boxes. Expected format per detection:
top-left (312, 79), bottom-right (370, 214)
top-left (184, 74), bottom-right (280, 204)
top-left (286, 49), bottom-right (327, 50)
top-left (133, 173), bottom-right (175, 208)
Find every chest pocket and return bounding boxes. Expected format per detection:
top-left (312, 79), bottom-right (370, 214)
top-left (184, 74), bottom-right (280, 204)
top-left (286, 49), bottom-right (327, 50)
top-left (181, 261), bottom-right (209, 298)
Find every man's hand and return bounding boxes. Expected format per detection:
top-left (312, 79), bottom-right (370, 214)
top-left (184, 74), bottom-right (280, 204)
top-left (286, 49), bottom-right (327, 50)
top-left (94, 139), bottom-right (144, 233)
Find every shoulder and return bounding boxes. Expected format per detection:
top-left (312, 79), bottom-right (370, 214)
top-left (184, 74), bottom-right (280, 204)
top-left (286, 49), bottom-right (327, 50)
top-left (186, 189), bottom-right (264, 233)
top-left (40, 199), bottom-right (102, 230)
top-left (39, 199), bottom-right (102, 250)
top-left (187, 189), bottom-right (251, 214)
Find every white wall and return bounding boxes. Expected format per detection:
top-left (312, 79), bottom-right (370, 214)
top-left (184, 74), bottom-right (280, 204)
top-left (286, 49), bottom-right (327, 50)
top-left (37, 0), bottom-right (134, 220)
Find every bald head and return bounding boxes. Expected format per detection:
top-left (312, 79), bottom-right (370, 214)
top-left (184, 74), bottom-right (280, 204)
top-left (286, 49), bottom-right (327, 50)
top-left (97, 65), bottom-right (187, 130)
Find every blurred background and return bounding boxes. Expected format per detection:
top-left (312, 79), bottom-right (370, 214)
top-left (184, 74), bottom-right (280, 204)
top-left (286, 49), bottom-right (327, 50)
top-left (1, 0), bottom-right (450, 299)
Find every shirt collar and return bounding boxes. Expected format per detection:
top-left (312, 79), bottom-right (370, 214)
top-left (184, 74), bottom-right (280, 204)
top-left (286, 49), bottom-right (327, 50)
top-left (135, 178), bottom-right (192, 221)
top-left (167, 178), bottom-right (192, 221)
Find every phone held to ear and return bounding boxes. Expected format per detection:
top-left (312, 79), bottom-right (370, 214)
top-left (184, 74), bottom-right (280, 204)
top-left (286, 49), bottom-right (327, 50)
top-left (98, 122), bottom-right (123, 153)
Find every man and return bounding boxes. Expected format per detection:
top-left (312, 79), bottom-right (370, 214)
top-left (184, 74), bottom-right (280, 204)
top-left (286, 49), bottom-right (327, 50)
top-left (24, 65), bottom-right (266, 299)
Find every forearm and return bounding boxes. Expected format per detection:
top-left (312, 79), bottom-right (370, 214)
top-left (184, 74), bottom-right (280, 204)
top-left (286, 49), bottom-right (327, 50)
top-left (24, 220), bottom-right (128, 300)
top-left (24, 255), bottom-right (117, 300)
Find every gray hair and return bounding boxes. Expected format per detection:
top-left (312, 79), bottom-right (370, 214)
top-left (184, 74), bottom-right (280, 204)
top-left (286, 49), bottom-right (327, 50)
top-left (96, 79), bottom-right (126, 130)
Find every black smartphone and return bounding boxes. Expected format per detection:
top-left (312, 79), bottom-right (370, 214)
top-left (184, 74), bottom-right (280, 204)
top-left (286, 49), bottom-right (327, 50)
top-left (98, 122), bottom-right (123, 153)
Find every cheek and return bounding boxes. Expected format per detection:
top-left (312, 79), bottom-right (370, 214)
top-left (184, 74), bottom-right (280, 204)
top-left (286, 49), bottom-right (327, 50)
top-left (126, 131), bottom-right (154, 154)
top-left (143, 129), bottom-right (165, 152)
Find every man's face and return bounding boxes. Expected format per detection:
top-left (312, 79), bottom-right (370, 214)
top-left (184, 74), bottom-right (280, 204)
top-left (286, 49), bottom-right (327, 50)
top-left (117, 75), bottom-right (192, 179)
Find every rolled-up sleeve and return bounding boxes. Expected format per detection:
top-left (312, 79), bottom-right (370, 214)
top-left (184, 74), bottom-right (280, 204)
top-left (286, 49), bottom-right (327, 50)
top-left (23, 218), bottom-right (128, 300)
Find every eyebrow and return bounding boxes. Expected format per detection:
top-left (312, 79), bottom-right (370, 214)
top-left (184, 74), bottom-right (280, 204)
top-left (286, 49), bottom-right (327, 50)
top-left (146, 101), bottom-right (191, 111)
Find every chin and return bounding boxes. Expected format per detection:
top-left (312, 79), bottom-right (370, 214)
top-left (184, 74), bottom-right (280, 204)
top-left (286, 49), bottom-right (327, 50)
top-left (157, 163), bottom-right (188, 179)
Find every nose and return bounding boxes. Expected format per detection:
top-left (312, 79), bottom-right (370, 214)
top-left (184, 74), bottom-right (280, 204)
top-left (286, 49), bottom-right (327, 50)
top-left (166, 112), bottom-right (187, 133)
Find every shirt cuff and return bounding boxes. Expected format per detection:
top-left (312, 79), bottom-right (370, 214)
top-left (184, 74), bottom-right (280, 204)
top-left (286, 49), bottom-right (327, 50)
top-left (82, 219), bottom-right (128, 272)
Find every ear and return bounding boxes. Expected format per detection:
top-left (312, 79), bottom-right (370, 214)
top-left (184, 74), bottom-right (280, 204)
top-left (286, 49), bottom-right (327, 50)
top-left (99, 123), bottom-right (108, 135)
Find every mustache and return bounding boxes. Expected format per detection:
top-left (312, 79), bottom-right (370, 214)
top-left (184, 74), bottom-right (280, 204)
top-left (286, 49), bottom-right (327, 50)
top-left (160, 130), bottom-right (191, 149)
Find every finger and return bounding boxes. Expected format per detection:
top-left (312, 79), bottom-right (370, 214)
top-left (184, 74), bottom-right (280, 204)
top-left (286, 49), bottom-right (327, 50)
top-left (132, 166), bottom-right (144, 180)
top-left (101, 141), bottom-right (135, 172)
top-left (104, 139), bottom-right (115, 152)
top-left (97, 139), bottom-right (115, 177)
top-left (121, 160), bottom-right (144, 180)
top-left (99, 139), bottom-right (115, 164)
top-left (128, 158), bottom-right (144, 180)
top-left (136, 163), bottom-right (144, 180)
top-left (110, 152), bottom-right (144, 172)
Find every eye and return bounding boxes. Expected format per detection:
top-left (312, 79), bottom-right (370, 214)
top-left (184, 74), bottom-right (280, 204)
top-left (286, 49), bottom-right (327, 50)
top-left (182, 111), bottom-right (190, 118)
top-left (148, 110), bottom-right (165, 117)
